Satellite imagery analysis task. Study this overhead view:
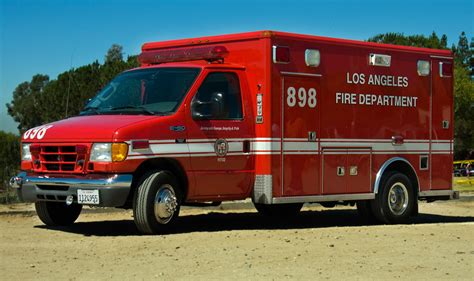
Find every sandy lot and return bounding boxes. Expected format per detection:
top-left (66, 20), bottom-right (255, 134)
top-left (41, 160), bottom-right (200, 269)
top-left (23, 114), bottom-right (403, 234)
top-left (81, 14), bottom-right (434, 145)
top-left (0, 197), bottom-right (473, 280)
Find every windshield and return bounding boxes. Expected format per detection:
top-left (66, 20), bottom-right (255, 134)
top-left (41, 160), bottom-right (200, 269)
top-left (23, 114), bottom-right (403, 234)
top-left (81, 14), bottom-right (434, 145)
top-left (81, 67), bottom-right (200, 115)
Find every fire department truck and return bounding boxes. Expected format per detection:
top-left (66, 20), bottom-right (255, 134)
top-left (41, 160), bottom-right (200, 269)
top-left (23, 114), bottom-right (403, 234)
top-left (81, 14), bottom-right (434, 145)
top-left (10, 31), bottom-right (458, 234)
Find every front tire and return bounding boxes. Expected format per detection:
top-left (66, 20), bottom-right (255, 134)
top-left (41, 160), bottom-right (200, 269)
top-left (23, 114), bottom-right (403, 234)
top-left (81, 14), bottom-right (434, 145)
top-left (370, 172), bottom-right (415, 224)
top-left (35, 201), bottom-right (82, 226)
top-left (253, 203), bottom-right (303, 217)
top-left (133, 171), bottom-right (182, 235)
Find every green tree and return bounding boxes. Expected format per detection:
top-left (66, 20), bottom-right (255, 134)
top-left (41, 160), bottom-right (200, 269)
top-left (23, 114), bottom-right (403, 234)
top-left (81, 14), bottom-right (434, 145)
top-left (6, 74), bottom-right (49, 132)
top-left (453, 62), bottom-right (474, 159)
top-left (453, 32), bottom-right (471, 66)
top-left (105, 44), bottom-right (124, 64)
top-left (6, 45), bottom-right (139, 128)
top-left (0, 131), bottom-right (20, 203)
top-left (368, 31), bottom-right (449, 49)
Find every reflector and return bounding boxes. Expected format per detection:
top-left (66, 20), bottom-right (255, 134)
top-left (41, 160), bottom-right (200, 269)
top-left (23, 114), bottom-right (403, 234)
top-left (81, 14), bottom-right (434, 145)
top-left (272, 46), bottom-right (290, 64)
top-left (132, 140), bottom-right (150, 150)
top-left (30, 144), bottom-right (40, 154)
top-left (439, 62), bottom-right (452, 77)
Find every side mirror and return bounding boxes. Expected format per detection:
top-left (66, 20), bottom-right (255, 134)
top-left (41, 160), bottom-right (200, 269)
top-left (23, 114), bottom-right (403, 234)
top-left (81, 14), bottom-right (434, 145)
top-left (192, 92), bottom-right (225, 120)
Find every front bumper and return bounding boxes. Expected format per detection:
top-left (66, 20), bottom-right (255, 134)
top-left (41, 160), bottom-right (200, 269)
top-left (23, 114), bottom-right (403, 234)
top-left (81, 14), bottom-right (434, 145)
top-left (10, 172), bottom-right (132, 207)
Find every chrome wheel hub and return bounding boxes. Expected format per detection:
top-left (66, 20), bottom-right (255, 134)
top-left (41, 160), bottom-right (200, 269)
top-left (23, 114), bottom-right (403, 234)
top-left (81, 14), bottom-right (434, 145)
top-left (154, 184), bottom-right (178, 224)
top-left (388, 182), bottom-right (409, 216)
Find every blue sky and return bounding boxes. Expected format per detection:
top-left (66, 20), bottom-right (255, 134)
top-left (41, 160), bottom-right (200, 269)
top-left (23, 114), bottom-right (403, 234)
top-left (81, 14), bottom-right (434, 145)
top-left (1, 0), bottom-right (472, 134)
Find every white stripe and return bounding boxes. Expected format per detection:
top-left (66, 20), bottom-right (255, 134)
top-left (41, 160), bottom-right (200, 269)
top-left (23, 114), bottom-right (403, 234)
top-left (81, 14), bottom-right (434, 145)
top-left (186, 137), bottom-right (279, 143)
top-left (126, 138), bottom-right (453, 157)
top-left (284, 152), bottom-right (319, 155)
top-left (321, 142), bottom-right (429, 151)
top-left (252, 151), bottom-right (280, 155)
top-left (431, 143), bottom-right (451, 151)
top-left (129, 143), bottom-right (187, 156)
top-left (430, 55), bottom-right (453, 59)
top-left (252, 141), bottom-right (281, 151)
top-left (320, 138), bottom-right (391, 143)
top-left (281, 71), bottom-right (322, 77)
top-left (228, 142), bottom-right (243, 152)
top-left (283, 138), bottom-right (309, 141)
top-left (128, 151), bottom-right (280, 159)
top-left (431, 140), bottom-right (451, 143)
top-left (283, 142), bottom-right (318, 151)
top-left (372, 151), bottom-right (430, 155)
top-left (127, 150), bottom-right (452, 159)
top-left (187, 143), bottom-right (216, 153)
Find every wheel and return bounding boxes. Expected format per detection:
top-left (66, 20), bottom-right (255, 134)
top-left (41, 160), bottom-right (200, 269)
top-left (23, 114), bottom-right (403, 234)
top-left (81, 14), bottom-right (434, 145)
top-left (133, 171), bottom-right (182, 234)
top-left (253, 203), bottom-right (303, 217)
top-left (370, 172), bottom-right (415, 224)
top-left (35, 201), bottom-right (82, 226)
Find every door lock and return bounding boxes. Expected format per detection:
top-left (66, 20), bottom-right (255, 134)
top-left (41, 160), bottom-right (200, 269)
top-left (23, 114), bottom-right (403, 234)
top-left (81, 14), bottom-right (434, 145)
top-left (337, 166), bottom-right (345, 176)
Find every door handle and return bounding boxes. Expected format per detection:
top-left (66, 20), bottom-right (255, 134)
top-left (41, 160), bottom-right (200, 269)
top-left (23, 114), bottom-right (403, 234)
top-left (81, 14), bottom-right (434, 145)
top-left (243, 140), bottom-right (251, 154)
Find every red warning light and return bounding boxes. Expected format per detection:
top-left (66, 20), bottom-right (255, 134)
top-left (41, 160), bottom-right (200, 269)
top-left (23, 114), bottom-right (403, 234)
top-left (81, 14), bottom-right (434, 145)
top-left (138, 46), bottom-right (229, 65)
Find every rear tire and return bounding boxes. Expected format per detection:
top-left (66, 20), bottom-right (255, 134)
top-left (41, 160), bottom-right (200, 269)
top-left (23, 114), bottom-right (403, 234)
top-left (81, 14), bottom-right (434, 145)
top-left (370, 172), bottom-right (415, 224)
top-left (133, 171), bottom-right (182, 235)
top-left (35, 201), bottom-right (82, 226)
top-left (253, 203), bottom-right (303, 217)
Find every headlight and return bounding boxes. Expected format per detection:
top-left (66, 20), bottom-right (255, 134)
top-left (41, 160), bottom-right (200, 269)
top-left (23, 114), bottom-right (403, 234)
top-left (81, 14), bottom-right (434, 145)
top-left (90, 143), bottom-right (128, 162)
top-left (21, 143), bottom-right (32, 161)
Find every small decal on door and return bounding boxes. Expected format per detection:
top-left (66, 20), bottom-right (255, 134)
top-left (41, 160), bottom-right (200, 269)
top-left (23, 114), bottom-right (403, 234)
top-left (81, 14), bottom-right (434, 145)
top-left (214, 139), bottom-right (228, 157)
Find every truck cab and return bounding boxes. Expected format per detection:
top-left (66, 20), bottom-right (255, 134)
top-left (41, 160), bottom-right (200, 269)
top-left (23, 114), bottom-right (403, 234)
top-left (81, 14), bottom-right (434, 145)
top-left (12, 47), bottom-right (259, 233)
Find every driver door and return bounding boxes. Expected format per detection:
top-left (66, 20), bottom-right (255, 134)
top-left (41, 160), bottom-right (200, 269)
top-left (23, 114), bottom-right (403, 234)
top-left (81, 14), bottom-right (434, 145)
top-left (185, 70), bottom-right (254, 198)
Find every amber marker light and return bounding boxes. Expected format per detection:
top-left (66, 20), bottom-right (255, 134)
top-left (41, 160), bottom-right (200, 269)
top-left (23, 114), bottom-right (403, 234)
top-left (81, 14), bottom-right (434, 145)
top-left (112, 143), bottom-right (129, 162)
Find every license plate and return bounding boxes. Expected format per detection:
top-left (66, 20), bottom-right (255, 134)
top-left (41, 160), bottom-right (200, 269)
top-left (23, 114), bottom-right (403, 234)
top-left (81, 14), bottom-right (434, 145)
top-left (77, 189), bottom-right (100, 205)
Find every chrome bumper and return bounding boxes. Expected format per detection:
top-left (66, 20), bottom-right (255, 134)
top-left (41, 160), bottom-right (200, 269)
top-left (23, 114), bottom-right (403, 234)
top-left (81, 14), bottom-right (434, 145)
top-left (10, 172), bottom-right (133, 207)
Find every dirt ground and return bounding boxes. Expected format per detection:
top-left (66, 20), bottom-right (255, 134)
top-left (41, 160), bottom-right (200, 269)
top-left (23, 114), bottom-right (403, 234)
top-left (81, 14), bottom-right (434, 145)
top-left (1, 196), bottom-right (473, 280)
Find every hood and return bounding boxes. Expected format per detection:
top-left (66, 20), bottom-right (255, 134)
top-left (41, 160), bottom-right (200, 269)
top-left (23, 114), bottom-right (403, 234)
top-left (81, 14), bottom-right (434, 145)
top-left (22, 115), bottom-right (156, 142)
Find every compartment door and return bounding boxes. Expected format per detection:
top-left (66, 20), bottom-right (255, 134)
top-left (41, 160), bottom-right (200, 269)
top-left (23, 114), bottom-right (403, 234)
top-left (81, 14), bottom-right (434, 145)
top-left (281, 73), bottom-right (321, 196)
top-left (430, 58), bottom-right (454, 190)
top-left (322, 148), bottom-right (372, 194)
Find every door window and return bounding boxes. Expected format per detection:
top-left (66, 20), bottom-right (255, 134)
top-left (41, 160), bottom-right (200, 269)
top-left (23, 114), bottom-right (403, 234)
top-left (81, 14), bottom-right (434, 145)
top-left (192, 72), bottom-right (243, 120)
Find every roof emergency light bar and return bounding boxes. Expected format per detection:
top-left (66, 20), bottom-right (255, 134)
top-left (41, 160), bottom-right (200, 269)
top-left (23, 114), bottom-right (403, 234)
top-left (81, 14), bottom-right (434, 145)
top-left (138, 45), bottom-right (229, 65)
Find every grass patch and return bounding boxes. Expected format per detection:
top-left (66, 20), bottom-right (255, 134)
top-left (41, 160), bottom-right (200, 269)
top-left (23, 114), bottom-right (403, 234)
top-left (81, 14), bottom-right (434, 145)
top-left (453, 177), bottom-right (474, 192)
top-left (0, 189), bottom-right (20, 204)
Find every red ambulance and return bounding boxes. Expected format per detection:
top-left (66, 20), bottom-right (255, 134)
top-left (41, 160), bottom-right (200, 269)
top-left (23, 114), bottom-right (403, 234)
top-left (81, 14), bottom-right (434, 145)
top-left (10, 31), bottom-right (458, 234)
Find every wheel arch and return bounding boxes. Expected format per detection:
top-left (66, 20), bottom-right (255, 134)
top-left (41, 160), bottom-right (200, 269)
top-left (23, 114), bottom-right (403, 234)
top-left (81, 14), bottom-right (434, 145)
top-left (374, 157), bottom-right (419, 195)
top-left (127, 158), bottom-right (189, 204)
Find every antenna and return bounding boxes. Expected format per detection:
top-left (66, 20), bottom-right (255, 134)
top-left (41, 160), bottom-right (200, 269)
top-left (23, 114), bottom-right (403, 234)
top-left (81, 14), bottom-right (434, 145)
top-left (65, 49), bottom-right (75, 118)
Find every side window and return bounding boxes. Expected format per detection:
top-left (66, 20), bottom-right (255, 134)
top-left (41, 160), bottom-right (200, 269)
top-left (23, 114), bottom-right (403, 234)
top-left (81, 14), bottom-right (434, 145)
top-left (192, 72), bottom-right (243, 120)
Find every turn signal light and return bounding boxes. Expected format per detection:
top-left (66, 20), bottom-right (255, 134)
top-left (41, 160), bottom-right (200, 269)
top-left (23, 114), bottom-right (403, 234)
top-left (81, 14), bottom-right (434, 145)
top-left (112, 143), bottom-right (128, 162)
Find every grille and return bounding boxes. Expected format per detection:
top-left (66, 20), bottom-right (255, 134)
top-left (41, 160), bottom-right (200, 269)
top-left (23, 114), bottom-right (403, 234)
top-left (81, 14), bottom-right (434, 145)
top-left (32, 145), bottom-right (88, 173)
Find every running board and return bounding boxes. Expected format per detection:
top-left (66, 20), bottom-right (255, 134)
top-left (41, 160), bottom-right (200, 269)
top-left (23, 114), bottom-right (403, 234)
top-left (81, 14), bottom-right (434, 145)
top-left (419, 190), bottom-right (459, 200)
top-left (272, 193), bottom-right (375, 204)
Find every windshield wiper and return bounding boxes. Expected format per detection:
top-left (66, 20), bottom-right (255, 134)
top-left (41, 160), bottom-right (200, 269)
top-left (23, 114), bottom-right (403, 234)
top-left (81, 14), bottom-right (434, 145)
top-left (108, 105), bottom-right (155, 115)
top-left (80, 106), bottom-right (101, 115)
